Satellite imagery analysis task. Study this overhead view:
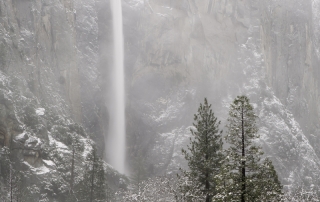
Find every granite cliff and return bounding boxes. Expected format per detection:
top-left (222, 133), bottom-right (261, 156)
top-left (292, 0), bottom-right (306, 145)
top-left (122, 0), bottom-right (320, 191)
top-left (0, 0), bottom-right (320, 198)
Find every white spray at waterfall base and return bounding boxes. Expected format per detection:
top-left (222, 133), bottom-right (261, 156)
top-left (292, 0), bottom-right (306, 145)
top-left (106, 0), bottom-right (126, 174)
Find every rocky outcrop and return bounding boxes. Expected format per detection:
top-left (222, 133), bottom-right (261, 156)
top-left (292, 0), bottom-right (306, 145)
top-left (259, 0), bottom-right (320, 151)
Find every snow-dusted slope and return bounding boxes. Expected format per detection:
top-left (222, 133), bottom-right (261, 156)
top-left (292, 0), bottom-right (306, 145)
top-left (122, 0), bottom-right (320, 192)
top-left (0, 0), bottom-right (124, 200)
top-left (239, 34), bottom-right (320, 190)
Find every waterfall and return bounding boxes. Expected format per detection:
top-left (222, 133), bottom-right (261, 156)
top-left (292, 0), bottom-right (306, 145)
top-left (106, 0), bottom-right (126, 174)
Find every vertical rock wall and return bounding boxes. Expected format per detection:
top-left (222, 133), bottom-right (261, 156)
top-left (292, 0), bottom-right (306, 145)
top-left (0, 0), bottom-right (82, 122)
top-left (259, 0), bottom-right (320, 156)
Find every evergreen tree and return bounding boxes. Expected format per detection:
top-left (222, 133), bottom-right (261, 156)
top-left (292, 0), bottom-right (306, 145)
top-left (0, 147), bottom-right (11, 201)
top-left (120, 176), bottom-right (177, 201)
top-left (178, 98), bottom-right (223, 202)
top-left (130, 154), bottom-right (148, 191)
top-left (222, 95), bottom-right (282, 201)
top-left (253, 158), bottom-right (283, 201)
top-left (69, 133), bottom-right (84, 194)
top-left (0, 147), bottom-right (27, 202)
top-left (283, 185), bottom-right (320, 201)
top-left (77, 146), bottom-right (108, 202)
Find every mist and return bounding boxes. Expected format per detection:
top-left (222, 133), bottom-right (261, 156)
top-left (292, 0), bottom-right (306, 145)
top-left (0, 0), bottom-right (319, 201)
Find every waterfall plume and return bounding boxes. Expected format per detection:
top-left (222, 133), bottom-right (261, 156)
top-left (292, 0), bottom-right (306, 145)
top-left (106, 0), bottom-right (126, 174)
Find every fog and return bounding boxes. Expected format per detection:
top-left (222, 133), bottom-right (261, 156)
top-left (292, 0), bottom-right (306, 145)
top-left (0, 0), bottom-right (320, 200)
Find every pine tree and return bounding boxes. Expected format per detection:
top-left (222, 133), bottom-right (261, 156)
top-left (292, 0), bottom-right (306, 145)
top-left (69, 133), bottom-right (84, 194)
top-left (253, 158), bottom-right (283, 201)
top-left (283, 186), bottom-right (320, 201)
top-left (130, 154), bottom-right (148, 191)
top-left (223, 95), bottom-right (282, 201)
top-left (0, 147), bottom-right (11, 201)
top-left (178, 98), bottom-right (223, 202)
top-left (77, 146), bottom-right (108, 202)
top-left (93, 158), bottom-right (108, 201)
top-left (120, 176), bottom-right (177, 201)
top-left (0, 147), bottom-right (26, 202)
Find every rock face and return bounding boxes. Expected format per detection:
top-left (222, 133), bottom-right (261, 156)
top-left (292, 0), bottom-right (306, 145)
top-left (0, 0), bottom-right (108, 150)
top-left (0, 0), bottom-right (124, 200)
top-left (121, 0), bottom-right (320, 191)
top-left (0, 0), bottom-right (82, 120)
top-left (1, 0), bottom-right (320, 196)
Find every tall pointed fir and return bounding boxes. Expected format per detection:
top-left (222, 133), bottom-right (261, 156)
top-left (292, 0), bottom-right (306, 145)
top-left (254, 158), bottom-right (283, 201)
top-left (0, 147), bottom-right (26, 202)
top-left (69, 133), bottom-right (84, 193)
top-left (178, 98), bottom-right (224, 202)
top-left (221, 95), bottom-right (282, 201)
top-left (77, 146), bottom-right (110, 202)
top-left (130, 154), bottom-right (148, 191)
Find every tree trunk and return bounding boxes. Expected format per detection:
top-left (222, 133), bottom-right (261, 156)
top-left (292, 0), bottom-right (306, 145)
top-left (90, 151), bottom-right (96, 202)
top-left (10, 164), bottom-right (13, 202)
top-left (70, 145), bottom-right (75, 192)
top-left (206, 178), bottom-right (210, 202)
top-left (241, 107), bottom-right (246, 202)
top-left (205, 112), bottom-right (210, 202)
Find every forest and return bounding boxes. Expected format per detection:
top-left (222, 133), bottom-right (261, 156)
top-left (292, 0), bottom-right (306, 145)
top-left (0, 96), bottom-right (318, 201)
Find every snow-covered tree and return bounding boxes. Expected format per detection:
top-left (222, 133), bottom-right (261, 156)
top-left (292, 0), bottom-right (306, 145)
top-left (130, 154), bottom-right (148, 191)
top-left (76, 146), bottom-right (108, 202)
top-left (0, 147), bottom-right (29, 202)
top-left (175, 173), bottom-right (205, 201)
top-left (253, 158), bottom-right (283, 201)
top-left (282, 186), bottom-right (320, 202)
top-left (220, 95), bottom-right (282, 201)
top-left (178, 98), bottom-right (224, 202)
top-left (118, 176), bottom-right (177, 202)
top-left (69, 132), bottom-right (84, 193)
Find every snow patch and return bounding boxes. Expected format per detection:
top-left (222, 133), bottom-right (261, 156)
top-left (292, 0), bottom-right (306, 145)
top-left (24, 161), bottom-right (51, 175)
top-left (48, 134), bottom-right (69, 152)
top-left (36, 108), bottom-right (45, 116)
top-left (125, 0), bottom-right (144, 10)
top-left (14, 132), bottom-right (28, 141)
top-left (42, 159), bottom-right (56, 167)
top-left (80, 138), bottom-right (93, 159)
top-left (34, 166), bottom-right (50, 175)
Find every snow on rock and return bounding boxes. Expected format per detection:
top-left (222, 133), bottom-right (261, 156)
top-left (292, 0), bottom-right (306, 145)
top-left (80, 138), bottom-right (93, 159)
top-left (24, 161), bottom-right (51, 175)
top-left (25, 136), bottom-right (42, 149)
top-left (146, 98), bottom-right (181, 125)
top-left (33, 165), bottom-right (51, 175)
top-left (258, 93), bottom-right (320, 190)
top-left (144, 90), bottom-right (190, 126)
top-left (36, 108), bottom-right (45, 116)
top-left (238, 31), bottom-right (320, 191)
top-left (42, 160), bottom-right (56, 167)
top-left (142, 89), bottom-right (195, 174)
top-left (48, 134), bottom-right (69, 152)
top-left (14, 132), bottom-right (28, 142)
top-left (124, 0), bottom-right (144, 10)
